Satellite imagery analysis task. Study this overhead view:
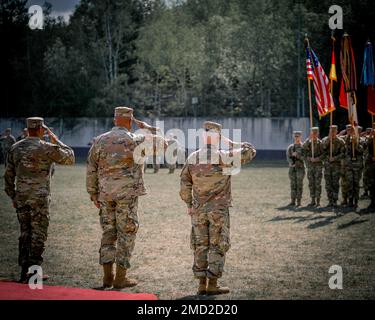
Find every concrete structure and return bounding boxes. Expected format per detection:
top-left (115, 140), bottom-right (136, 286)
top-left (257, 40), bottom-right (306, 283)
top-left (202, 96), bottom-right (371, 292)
top-left (0, 117), bottom-right (311, 161)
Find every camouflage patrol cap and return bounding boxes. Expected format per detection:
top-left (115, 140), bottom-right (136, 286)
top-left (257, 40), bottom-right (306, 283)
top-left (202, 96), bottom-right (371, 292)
top-left (203, 121), bottom-right (222, 133)
top-left (114, 106), bottom-right (133, 118)
top-left (310, 127), bottom-right (319, 132)
top-left (293, 131), bottom-right (302, 136)
top-left (26, 117), bottom-right (44, 129)
top-left (329, 125), bottom-right (338, 130)
top-left (346, 124), bottom-right (353, 129)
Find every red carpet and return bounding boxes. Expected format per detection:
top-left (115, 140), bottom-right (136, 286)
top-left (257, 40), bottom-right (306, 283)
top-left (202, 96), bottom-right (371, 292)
top-left (0, 281), bottom-right (157, 300)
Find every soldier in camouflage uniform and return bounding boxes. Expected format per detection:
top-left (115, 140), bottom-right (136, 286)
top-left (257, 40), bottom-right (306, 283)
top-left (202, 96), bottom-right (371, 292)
top-left (86, 107), bottom-right (166, 289)
top-left (364, 124), bottom-right (375, 211)
top-left (342, 125), bottom-right (364, 209)
top-left (4, 117), bottom-right (75, 282)
top-left (286, 131), bottom-right (305, 207)
top-left (321, 125), bottom-right (345, 208)
top-left (0, 128), bottom-right (16, 167)
top-left (303, 127), bottom-right (324, 207)
top-left (180, 121), bottom-right (256, 295)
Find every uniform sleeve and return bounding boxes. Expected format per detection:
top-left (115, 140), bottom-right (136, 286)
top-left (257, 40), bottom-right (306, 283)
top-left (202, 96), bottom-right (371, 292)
top-left (180, 163), bottom-right (193, 208)
top-left (227, 142), bottom-right (256, 165)
top-left (86, 141), bottom-right (99, 197)
top-left (4, 150), bottom-right (16, 200)
top-left (286, 145), bottom-right (293, 165)
top-left (46, 140), bottom-right (75, 165)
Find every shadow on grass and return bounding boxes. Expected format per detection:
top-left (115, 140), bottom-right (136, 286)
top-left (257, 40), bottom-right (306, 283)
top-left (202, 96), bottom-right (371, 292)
top-left (177, 295), bottom-right (217, 301)
top-left (337, 218), bottom-right (369, 230)
top-left (272, 204), bottom-right (370, 230)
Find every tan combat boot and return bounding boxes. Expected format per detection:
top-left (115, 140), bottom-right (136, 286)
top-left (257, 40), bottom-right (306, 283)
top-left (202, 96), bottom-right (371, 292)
top-left (102, 263), bottom-right (114, 289)
top-left (206, 278), bottom-right (230, 296)
top-left (197, 277), bottom-right (207, 295)
top-left (296, 199), bottom-right (302, 207)
top-left (113, 265), bottom-right (138, 289)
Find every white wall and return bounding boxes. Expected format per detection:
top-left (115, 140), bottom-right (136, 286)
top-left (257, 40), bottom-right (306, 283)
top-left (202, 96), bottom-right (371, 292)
top-left (0, 117), bottom-right (310, 150)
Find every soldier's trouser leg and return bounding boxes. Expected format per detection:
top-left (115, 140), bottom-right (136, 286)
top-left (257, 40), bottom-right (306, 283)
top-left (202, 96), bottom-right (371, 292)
top-left (341, 168), bottom-right (348, 200)
top-left (288, 168), bottom-right (297, 200)
top-left (308, 166), bottom-right (321, 199)
top-left (169, 163), bottom-right (176, 174)
top-left (99, 198), bottom-right (139, 269)
top-left (346, 168), bottom-right (354, 200)
top-left (363, 165), bottom-right (370, 193)
top-left (115, 198), bottom-right (139, 269)
top-left (295, 168), bottom-right (305, 201)
top-left (353, 168), bottom-right (361, 200)
top-left (16, 198), bottom-right (50, 267)
top-left (207, 209), bottom-right (230, 279)
top-left (324, 166), bottom-right (333, 202)
top-left (331, 166), bottom-right (341, 202)
top-left (191, 211), bottom-right (209, 278)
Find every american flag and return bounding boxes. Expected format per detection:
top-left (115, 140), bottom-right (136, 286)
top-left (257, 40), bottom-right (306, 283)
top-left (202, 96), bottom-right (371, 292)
top-left (306, 48), bottom-right (335, 117)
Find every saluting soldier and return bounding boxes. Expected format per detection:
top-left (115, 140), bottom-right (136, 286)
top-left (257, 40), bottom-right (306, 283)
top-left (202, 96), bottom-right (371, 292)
top-left (303, 127), bottom-right (324, 207)
top-left (286, 131), bottom-right (305, 207)
top-left (180, 121), bottom-right (256, 295)
top-left (87, 107), bottom-right (166, 290)
top-left (342, 125), bottom-right (364, 209)
top-left (4, 117), bottom-right (75, 282)
top-left (321, 125), bottom-right (345, 208)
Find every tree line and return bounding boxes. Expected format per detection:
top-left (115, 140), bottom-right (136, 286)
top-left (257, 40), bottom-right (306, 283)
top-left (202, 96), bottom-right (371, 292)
top-left (1, 0), bottom-right (374, 124)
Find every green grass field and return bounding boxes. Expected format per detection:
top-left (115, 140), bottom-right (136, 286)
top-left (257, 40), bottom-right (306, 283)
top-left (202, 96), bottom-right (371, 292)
top-left (0, 163), bottom-right (374, 300)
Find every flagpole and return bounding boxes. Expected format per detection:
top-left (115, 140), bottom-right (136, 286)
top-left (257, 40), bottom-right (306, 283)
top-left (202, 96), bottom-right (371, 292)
top-left (329, 33), bottom-right (336, 160)
top-left (305, 35), bottom-right (315, 159)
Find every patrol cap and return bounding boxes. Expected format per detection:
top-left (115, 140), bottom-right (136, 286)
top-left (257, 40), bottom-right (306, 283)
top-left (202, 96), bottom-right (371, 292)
top-left (293, 131), bottom-right (302, 136)
top-left (310, 127), bottom-right (319, 132)
top-left (203, 121), bottom-right (222, 133)
top-left (346, 124), bottom-right (353, 129)
top-left (358, 126), bottom-right (363, 131)
top-left (26, 117), bottom-right (44, 129)
top-left (5, 128), bottom-right (11, 132)
top-left (114, 107), bottom-right (133, 118)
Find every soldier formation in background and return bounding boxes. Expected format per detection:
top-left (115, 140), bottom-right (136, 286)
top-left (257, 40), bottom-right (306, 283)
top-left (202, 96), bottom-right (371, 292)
top-left (287, 123), bottom-right (375, 212)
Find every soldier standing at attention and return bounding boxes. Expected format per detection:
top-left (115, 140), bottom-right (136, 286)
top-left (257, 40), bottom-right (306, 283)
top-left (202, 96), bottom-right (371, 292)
top-left (321, 125), bottom-right (345, 208)
top-left (303, 127), bottom-right (324, 207)
top-left (180, 121), bottom-right (256, 296)
top-left (0, 128), bottom-right (16, 167)
top-left (4, 117), bottom-right (75, 282)
top-left (286, 131), bottom-right (305, 207)
top-left (364, 124), bottom-right (375, 211)
top-left (342, 125), bottom-right (364, 209)
top-left (166, 134), bottom-right (179, 174)
top-left (86, 107), bottom-right (166, 290)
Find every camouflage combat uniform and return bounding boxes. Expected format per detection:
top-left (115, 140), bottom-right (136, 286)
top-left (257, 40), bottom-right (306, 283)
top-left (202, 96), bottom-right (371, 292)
top-left (321, 136), bottom-right (345, 205)
top-left (180, 142), bottom-right (256, 279)
top-left (0, 134), bottom-right (16, 167)
top-left (342, 136), bottom-right (364, 204)
top-left (4, 132), bottom-right (75, 269)
top-left (303, 138), bottom-right (324, 203)
top-left (87, 126), bottom-right (165, 269)
top-left (286, 142), bottom-right (305, 203)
